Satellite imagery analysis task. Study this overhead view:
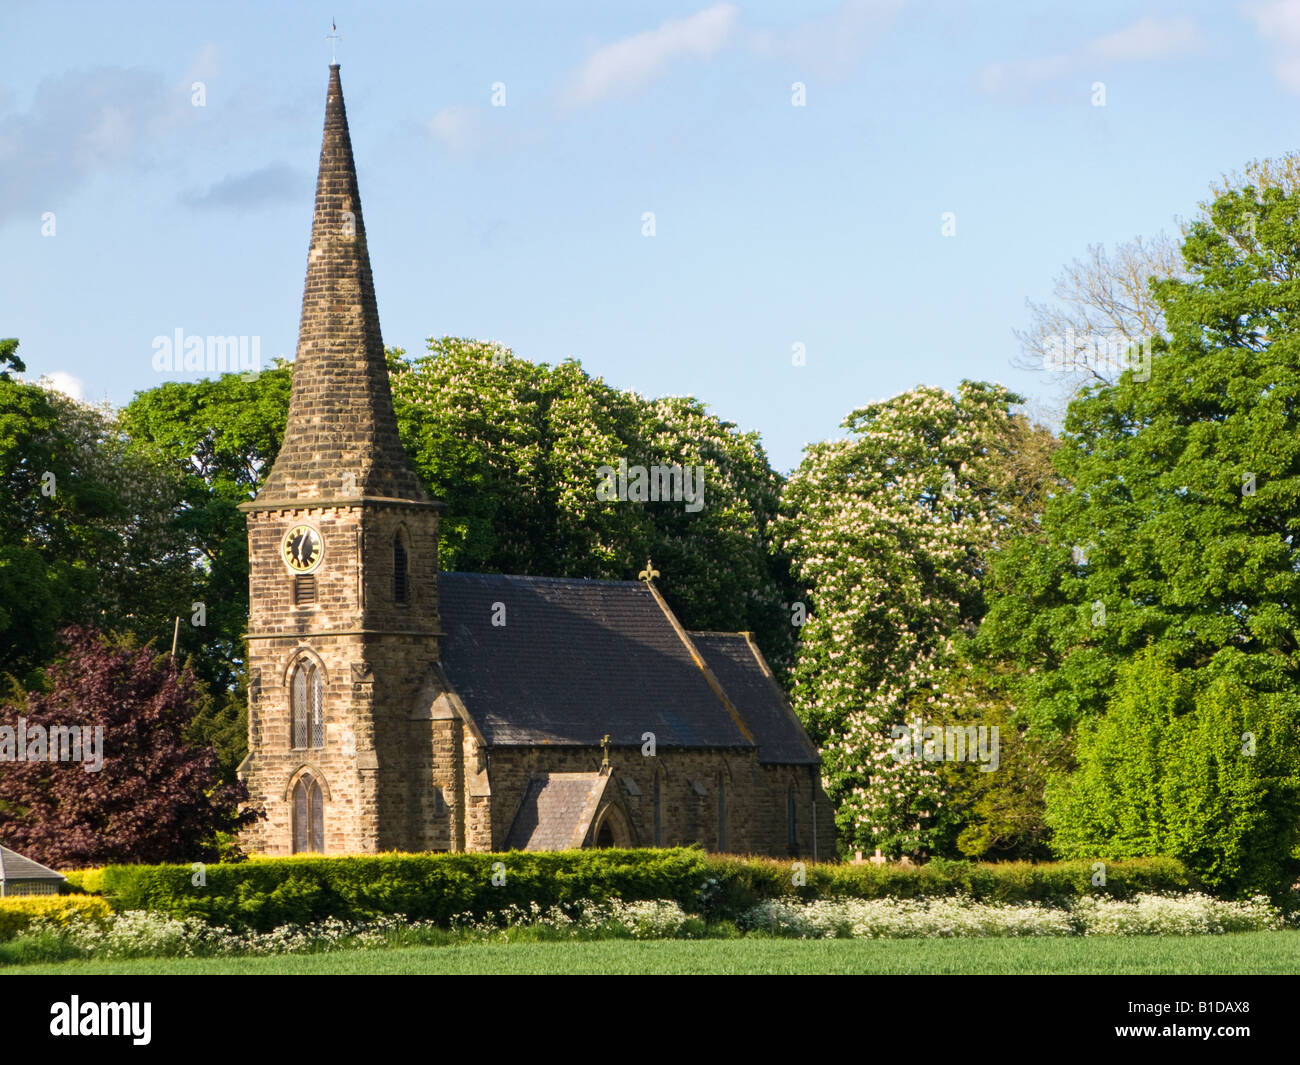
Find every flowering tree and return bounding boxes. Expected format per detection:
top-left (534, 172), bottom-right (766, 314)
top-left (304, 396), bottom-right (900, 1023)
top-left (392, 337), bottom-right (796, 667)
top-left (778, 382), bottom-right (1037, 856)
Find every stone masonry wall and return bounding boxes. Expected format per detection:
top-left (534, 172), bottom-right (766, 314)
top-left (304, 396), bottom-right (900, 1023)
top-left (483, 745), bottom-right (837, 859)
top-left (241, 499), bottom-right (442, 855)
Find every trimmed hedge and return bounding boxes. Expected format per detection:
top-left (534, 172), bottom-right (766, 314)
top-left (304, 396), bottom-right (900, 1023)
top-left (0, 895), bottom-right (113, 940)
top-left (699, 855), bottom-right (1195, 919)
top-left (61, 868), bottom-right (105, 895)
top-left (102, 850), bottom-right (709, 931)
top-left (94, 850), bottom-right (1196, 932)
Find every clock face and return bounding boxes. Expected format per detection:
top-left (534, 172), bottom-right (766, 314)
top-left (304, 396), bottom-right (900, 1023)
top-left (282, 525), bottom-right (324, 574)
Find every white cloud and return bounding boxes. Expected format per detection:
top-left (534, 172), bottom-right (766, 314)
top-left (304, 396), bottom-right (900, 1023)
top-left (41, 372), bottom-right (86, 401)
top-left (428, 105), bottom-right (480, 152)
top-left (978, 14), bottom-right (1203, 94)
top-left (565, 4), bottom-right (740, 106)
top-left (749, 0), bottom-right (907, 76)
top-left (0, 45), bottom-right (213, 228)
top-left (1088, 15), bottom-right (1203, 61)
top-left (0, 67), bottom-right (167, 225)
top-left (976, 54), bottom-right (1074, 94)
top-left (183, 42), bottom-right (220, 86)
top-left (1243, 0), bottom-right (1300, 91)
top-left (181, 162), bottom-right (303, 211)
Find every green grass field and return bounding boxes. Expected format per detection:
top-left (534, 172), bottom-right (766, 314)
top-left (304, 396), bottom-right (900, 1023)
top-left (5, 931), bottom-right (1299, 975)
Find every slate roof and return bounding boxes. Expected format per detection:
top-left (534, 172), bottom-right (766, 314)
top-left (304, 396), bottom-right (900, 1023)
top-left (437, 572), bottom-right (821, 766)
top-left (0, 845), bottom-right (65, 884)
top-left (438, 573), bottom-right (753, 749)
top-left (503, 772), bottom-right (610, 851)
top-left (691, 634), bottom-right (821, 765)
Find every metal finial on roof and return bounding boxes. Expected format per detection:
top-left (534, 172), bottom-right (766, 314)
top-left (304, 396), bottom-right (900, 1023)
top-left (327, 19), bottom-right (341, 65)
top-left (638, 559), bottom-right (660, 582)
top-left (600, 733), bottom-right (611, 768)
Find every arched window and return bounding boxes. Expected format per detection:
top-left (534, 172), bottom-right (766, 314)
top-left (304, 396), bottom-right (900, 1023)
top-left (787, 784), bottom-right (798, 856)
top-left (290, 661), bottom-right (324, 749)
top-left (716, 772), bottom-right (727, 853)
top-left (393, 532), bottom-right (409, 604)
top-left (292, 774), bottom-right (324, 853)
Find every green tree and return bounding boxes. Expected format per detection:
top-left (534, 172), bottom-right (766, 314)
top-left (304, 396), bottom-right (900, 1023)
top-left (1047, 648), bottom-right (1300, 893)
top-left (978, 181), bottom-right (1300, 736)
top-left (0, 337), bottom-right (25, 379)
top-left (977, 179), bottom-right (1300, 890)
top-left (391, 337), bottom-right (796, 668)
top-left (0, 363), bottom-right (189, 686)
top-left (119, 361), bottom-right (293, 695)
top-left (932, 666), bottom-right (1072, 861)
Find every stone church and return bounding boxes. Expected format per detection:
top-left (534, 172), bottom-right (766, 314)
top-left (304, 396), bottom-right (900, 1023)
top-left (236, 64), bottom-right (836, 859)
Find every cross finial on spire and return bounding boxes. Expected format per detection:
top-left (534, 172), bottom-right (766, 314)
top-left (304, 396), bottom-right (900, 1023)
top-left (327, 19), bottom-right (341, 65)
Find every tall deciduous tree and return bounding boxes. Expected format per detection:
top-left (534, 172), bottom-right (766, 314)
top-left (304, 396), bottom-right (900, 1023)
top-left (977, 180), bottom-right (1300, 890)
top-left (1016, 153), bottom-right (1300, 413)
top-left (979, 181), bottom-right (1300, 734)
top-left (1013, 234), bottom-right (1185, 393)
top-left (391, 337), bottom-right (797, 667)
top-left (0, 364), bottom-right (189, 687)
top-left (118, 360), bottom-right (293, 695)
top-left (777, 382), bottom-right (1044, 856)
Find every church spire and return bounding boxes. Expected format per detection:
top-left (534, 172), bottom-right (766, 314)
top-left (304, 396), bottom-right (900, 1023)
top-left (256, 64), bottom-right (427, 504)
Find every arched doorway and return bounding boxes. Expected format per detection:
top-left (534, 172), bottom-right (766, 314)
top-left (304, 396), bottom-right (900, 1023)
top-left (590, 803), bottom-right (632, 848)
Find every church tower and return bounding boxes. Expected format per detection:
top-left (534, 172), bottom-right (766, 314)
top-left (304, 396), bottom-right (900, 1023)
top-left (238, 64), bottom-right (444, 854)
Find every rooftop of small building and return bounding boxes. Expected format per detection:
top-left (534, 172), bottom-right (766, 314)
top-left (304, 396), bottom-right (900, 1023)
top-left (0, 845), bottom-right (65, 883)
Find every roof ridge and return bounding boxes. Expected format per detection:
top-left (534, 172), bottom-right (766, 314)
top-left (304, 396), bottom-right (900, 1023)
top-left (439, 571), bottom-right (646, 587)
top-left (641, 582), bottom-right (757, 746)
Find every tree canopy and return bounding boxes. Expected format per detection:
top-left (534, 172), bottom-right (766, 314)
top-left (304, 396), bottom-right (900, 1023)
top-left (777, 381), bottom-right (1055, 855)
top-left (0, 627), bottom-right (252, 867)
top-left (975, 179), bottom-right (1300, 888)
top-left (0, 361), bottom-right (189, 688)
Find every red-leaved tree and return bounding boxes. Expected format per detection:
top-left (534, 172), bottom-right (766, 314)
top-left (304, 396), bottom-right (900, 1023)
top-left (0, 626), bottom-right (253, 867)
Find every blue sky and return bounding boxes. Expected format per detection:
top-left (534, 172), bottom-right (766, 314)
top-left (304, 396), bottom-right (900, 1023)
top-left (4, 0), bottom-right (1300, 472)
